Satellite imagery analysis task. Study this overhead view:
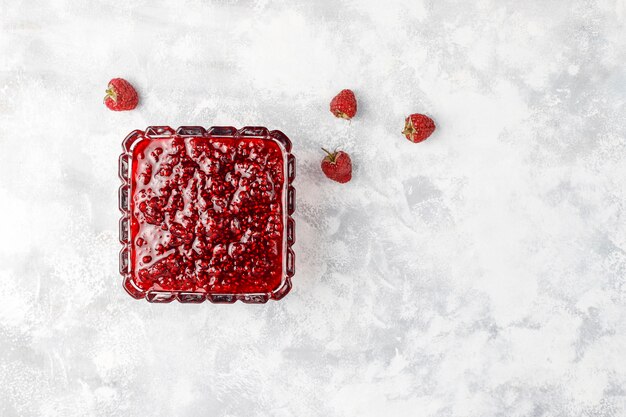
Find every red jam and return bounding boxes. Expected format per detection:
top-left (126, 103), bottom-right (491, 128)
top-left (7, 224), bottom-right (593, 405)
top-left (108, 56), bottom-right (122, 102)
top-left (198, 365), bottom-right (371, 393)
top-left (129, 136), bottom-right (285, 294)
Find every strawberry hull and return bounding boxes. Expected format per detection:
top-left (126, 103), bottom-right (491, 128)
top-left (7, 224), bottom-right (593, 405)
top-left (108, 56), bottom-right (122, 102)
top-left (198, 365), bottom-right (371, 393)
top-left (119, 126), bottom-right (295, 303)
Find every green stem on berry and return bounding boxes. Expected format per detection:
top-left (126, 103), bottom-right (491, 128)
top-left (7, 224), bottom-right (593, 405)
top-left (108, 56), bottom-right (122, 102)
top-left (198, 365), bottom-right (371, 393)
top-left (321, 147), bottom-right (337, 163)
top-left (104, 86), bottom-right (117, 103)
top-left (402, 118), bottom-right (415, 136)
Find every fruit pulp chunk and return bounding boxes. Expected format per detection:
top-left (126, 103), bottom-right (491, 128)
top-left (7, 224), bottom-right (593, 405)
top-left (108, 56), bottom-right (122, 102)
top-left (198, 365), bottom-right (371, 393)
top-left (130, 136), bottom-right (285, 294)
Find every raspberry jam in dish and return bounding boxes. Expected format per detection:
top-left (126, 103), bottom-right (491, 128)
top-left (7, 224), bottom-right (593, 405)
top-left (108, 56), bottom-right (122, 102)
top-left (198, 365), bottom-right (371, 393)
top-left (119, 126), bottom-right (295, 303)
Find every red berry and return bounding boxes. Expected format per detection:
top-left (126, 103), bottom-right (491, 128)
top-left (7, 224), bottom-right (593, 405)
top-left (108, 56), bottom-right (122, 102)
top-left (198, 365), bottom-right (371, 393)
top-left (104, 78), bottom-right (138, 111)
top-left (330, 89), bottom-right (357, 120)
top-left (321, 148), bottom-right (352, 184)
top-left (402, 113), bottom-right (435, 143)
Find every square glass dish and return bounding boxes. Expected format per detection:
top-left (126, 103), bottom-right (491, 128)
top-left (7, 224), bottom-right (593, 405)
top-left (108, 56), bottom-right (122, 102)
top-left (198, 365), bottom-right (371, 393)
top-left (118, 126), bottom-right (295, 303)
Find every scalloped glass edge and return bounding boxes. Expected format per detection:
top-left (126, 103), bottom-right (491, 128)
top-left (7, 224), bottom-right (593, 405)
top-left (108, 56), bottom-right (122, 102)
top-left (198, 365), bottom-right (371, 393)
top-left (118, 126), bottom-right (296, 304)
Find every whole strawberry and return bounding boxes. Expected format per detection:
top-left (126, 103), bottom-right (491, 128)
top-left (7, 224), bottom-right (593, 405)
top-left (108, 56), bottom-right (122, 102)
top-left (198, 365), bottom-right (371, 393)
top-left (330, 89), bottom-right (357, 119)
top-left (403, 113), bottom-right (435, 143)
top-left (321, 148), bottom-right (352, 183)
top-left (104, 78), bottom-right (139, 111)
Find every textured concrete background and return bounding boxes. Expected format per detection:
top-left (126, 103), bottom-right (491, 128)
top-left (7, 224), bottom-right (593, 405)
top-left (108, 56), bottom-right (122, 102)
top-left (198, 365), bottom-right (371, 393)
top-left (1, 0), bottom-right (625, 416)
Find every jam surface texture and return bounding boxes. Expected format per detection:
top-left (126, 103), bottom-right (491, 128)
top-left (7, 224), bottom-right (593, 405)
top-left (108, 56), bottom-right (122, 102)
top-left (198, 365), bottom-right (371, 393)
top-left (119, 127), bottom-right (295, 303)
